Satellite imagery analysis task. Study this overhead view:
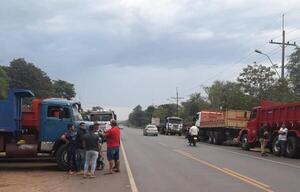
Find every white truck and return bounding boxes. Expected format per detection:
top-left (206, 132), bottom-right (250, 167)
top-left (89, 109), bottom-right (117, 131)
top-left (160, 116), bottom-right (183, 136)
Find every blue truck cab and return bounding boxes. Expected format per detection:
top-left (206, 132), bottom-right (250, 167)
top-left (0, 89), bottom-right (90, 170)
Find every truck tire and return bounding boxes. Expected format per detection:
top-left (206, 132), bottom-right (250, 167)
top-left (214, 132), bottom-right (223, 145)
top-left (212, 135), bottom-right (217, 145)
top-left (241, 134), bottom-right (250, 150)
top-left (56, 144), bottom-right (69, 171)
top-left (272, 136), bottom-right (281, 156)
top-left (286, 136), bottom-right (299, 158)
top-left (208, 134), bottom-right (213, 144)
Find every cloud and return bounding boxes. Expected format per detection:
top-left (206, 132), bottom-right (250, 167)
top-left (1, 0), bottom-right (300, 119)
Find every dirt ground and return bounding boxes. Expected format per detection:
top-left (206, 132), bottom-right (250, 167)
top-left (0, 153), bottom-right (131, 192)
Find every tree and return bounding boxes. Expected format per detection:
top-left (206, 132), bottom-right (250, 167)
top-left (53, 80), bottom-right (76, 99)
top-left (286, 47), bottom-right (300, 96)
top-left (144, 105), bottom-right (156, 121)
top-left (128, 105), bottom-right (148, 127)
top-left (237, 64), bottom-right (276, 99)
top-left (267, 79), bottom-right (299, 102)
top-left (205, 80), bottom-right (258, 110)
top-left (4, 58), bottom-right (55, 98)
top-left (152, 104), bottom-right (178, 119)
top-left (0, 66), bottom-right (9, 99)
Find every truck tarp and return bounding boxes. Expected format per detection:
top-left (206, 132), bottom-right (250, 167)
top-left (199, 110), bottom-right (250, 129)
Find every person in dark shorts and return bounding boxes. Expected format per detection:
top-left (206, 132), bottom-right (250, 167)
top-left (104, 119), bottom-right (120, 175)
top-left (259, 124), bottom-right (269, 156)
top-left (61, 124), bottom-right (78, 175)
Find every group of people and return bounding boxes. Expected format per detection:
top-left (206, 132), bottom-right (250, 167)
top-left (259, 123), bottom-right (288, 157)
top-left (61, 119), bottom-right (121, 178)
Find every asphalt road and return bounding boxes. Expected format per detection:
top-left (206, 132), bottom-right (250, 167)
top-left (122, 127), bottom-right (300, 192)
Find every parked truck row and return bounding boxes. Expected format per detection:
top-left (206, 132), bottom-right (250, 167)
top-left (193, 100), bottom-right (300, 158)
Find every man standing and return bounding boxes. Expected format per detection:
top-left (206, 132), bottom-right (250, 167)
top-left (82, 125), bottom-right (100, 178)
top-left (278, 123), bottom-right (288, 157)
top-left (61, 124), bottom-right (77, 175)
top-left (259, 124), bottom-right (269, 156)
top-left (76, 122), bottom-right (87, 175)
top-left (105, 119), bottom-right (120, 175)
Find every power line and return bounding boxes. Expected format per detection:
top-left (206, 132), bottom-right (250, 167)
top-left (169, 87), bottom-right (184, 116)
top-left (269, 14), bottom-right (297, 78)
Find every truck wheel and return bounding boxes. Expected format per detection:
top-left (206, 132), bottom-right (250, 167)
top-left (212, 135), bottom-right (217, 145)
top-left (272, 136), bottom-right (281, 156)
top-left (208, 135), bottom-right (213, 144)
top-left (241, 134), bottom-right (250, 150)
top-left (214, 132), bottom-right (223, 145)
top-left (56, 144), bottom-right (69, 171)
top-left (286, 137), bottom-right (299, 158)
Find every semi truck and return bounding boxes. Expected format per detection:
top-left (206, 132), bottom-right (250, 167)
top-left (238, 100), bottom-right (300, 158)
top-left (0, 89), bottom-right (91, 170)
top-left (195, 110), bottom-right (250, 145)
top-left (159, 116), bottom-right (183, 136)
top-left (89, 109), bottom-right (117, 131)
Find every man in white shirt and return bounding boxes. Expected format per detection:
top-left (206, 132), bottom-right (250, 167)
top-left (189, 125), bottom-right (199, 136)
top-left (278, 123), bottom-right (288, 157)
top-left (188, 125), bottom-right (199, 145)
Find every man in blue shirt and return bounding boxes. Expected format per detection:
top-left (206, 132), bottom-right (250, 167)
top-left (61, 124), bottom-right (77, 175)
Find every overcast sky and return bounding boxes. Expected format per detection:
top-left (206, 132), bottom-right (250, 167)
top-left (1, 0), bottom-right (300, 120)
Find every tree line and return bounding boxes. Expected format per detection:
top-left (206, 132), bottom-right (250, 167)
top-left (0, 58), bottom-right (76, 100)
top-left (128, 48), bottom-right (300, 127)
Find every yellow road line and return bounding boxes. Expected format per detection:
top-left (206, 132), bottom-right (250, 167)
top-left (121, 142), bottom-right (139, 192)
top-left (174, 149), bottom-right (273, 192)
top-left (223, 168), bottom-right (270, 188)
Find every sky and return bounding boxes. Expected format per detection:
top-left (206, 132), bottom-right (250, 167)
top-left (1, 0), bottom-right (300, 120)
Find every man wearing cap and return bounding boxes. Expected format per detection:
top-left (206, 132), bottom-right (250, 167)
top-left (104, 119), bottom-right (121, 174)
top-left (76, 122), bottom-right (87, 175)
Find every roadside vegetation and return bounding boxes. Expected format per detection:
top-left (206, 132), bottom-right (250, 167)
top-left (0, 58), bottom-right (76, 100)
top-left (128, 48), bottom-right (300, 127)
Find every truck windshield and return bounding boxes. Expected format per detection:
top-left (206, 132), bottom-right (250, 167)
top-left (73, 105), bottom-right (83, 121)
top-left (250, 109), bottom-right (257, 120)
top-left (90, 114), bottom-right (113, 121)
top-left (168, 119), bottom-right (182, 124)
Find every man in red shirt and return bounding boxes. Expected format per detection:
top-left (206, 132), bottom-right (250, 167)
top-left (105, 119), bottom-right (121, 174)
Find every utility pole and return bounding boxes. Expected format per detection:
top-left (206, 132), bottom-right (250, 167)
top-left (170, 87), bottom-right (184, 117)
top-left (269, 14), bottom-right (297, 79)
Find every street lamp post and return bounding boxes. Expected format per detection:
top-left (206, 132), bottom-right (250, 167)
top-left (254, 49), bottom-right (281, 78)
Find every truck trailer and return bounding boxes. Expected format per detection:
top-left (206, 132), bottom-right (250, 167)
top-left (238, 100), bottom-right (300, 158)
top-left (0, 89), bottom-right (91, 170)
top-left (195, 110), bottom-right (250, 145)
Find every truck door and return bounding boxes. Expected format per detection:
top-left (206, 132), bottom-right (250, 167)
top-left (40, 105), bottom-right (72, 142)
top-left (247, 109), bottom-right (259, 142)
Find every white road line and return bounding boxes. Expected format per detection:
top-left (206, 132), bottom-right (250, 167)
top-left (205, 144), bottom-right (300, 170)
top-left (157, 142), bottom-right (167, 147)
top-left (121, 141), bottom-right (139, 192)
